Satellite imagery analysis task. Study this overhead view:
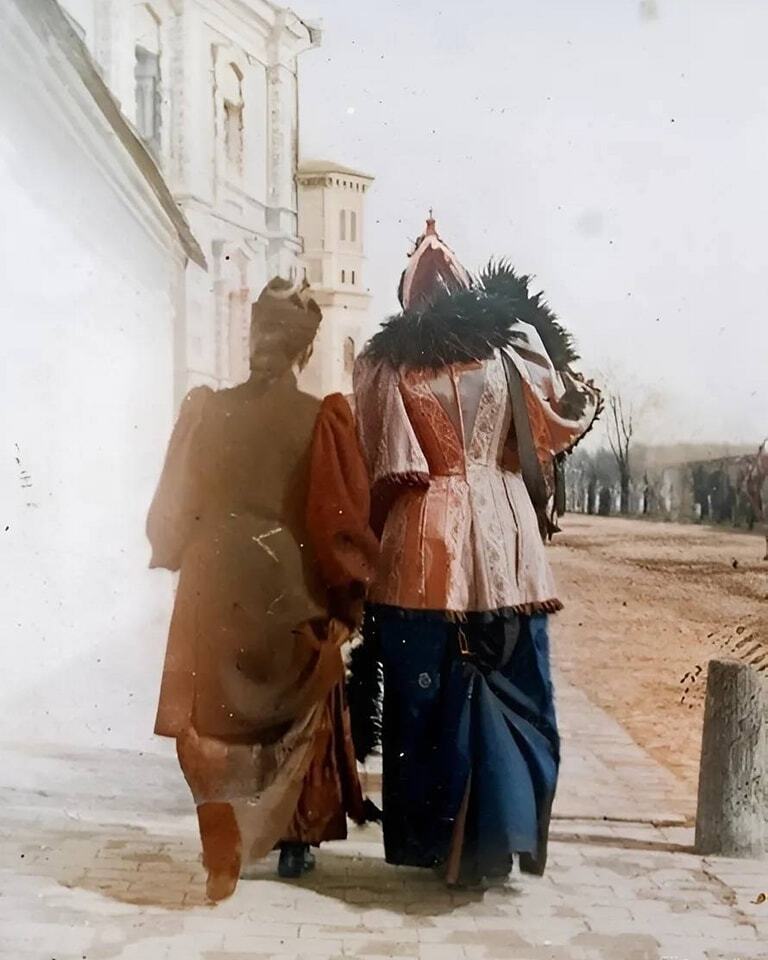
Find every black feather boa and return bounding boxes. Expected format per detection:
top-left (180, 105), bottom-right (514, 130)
top-left (478, 260), bottom-right (579, 370)
top-left (345, 631), bottom-right (383, 764)
top-left (365, 259), bottom-right (579, 373)
top-left (365, 287), bottom-right (529, 371)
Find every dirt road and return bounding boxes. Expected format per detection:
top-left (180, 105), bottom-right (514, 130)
top-left (549, 515), bottom-right (768, 803)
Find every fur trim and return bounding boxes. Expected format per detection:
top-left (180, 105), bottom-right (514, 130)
top-left (441, 599), bottom-right (564, 616)
top-left (341, 630), bottom-right (363, 676)
top-left (378, 471), bottom-right (431, 488)
top-left (345, 637), bottom-right (383, 763)
top-left (513, 599), bottom-right (564, 615)
top-left (365, 287), bottom-right (529, 370)
top-left (443, 600), bottom-right (564, 616)
top-left (365, 261), bottom-right (580, 372)
top-left (561, 390), bottom-right (605, 457)
top-left (477, 260), bottom-right (579, 370)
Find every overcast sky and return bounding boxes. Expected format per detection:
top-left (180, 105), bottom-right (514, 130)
top-left (297, 0), bottom-right (768, 445)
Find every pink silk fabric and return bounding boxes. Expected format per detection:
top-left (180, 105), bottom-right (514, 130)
top-left (352, 336), bottom-right (598, 615)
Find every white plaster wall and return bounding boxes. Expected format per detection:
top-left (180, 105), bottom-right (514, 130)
top-left (0, 44), bottom-right (183, 754)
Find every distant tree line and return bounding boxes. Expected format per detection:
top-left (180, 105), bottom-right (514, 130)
top-left (564, 444), bottom-right (760, 529)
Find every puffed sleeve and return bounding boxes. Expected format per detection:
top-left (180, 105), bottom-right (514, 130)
top-left (353, 355), bottom-right (430, 486)
top-left (527, 372), bottom-right (602, 460)
top-left (146, 386), bottom-right (211, 571)
top-left (305, 392), bottom-right (380, 592)
top-left (503, 335), bottom-right (602, 472)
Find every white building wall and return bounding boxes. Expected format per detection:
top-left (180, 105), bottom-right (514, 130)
top-left (0, 1), bottom-right (195, 752)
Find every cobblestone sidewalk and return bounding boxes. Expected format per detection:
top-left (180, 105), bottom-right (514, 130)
top-left (1, 676), bottom-right (766, 960)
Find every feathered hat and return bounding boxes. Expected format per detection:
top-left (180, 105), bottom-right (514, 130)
top-left (397, 212), bottom-right (471, 310)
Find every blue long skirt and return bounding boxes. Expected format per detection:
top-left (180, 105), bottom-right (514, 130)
top-left (365, 605), bottom-right (559, 878)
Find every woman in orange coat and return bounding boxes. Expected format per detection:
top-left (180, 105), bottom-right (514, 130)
top-left (148, 279), bottom-right (370, 901)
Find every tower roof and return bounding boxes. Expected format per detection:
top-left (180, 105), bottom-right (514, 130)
top-left (298, 159), bottom-right (374, 181)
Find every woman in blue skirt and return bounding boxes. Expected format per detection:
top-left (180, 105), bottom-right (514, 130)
top-left (306, 216), bottom-right (600, 885)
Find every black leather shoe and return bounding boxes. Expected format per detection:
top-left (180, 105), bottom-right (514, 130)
top-left (519, 837), bottom-right (548, 876)
top-left (520, 799), bottom-right (552, 876)
top-left (519, 850), bottom-right (546, 876)
top-left (447, 870), bottom-right (483, 889)
top-left (277, 843), bottom-right (316, 879)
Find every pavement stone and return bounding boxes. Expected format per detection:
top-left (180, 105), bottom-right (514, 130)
top-left (1, 674), bottom-right (766, 960)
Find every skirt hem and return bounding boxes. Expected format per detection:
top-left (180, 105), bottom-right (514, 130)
top-left (367, 600), bottom-right (563, 623)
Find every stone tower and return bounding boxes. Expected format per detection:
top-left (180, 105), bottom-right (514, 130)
top-left (296, 161), bottom-right (374, 396)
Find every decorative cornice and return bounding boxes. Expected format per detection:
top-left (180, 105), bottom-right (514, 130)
top-left (193, 0), bottom-right (315, 63)
top-left (198, 0), bottom-right (275, 38)
top-left (297, 160), bottom-right (374, 182)
top-left (10, 0), bottom-right (207, 269)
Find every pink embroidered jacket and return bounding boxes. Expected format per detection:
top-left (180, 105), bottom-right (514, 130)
top-left (346, 327), bottom-right (599, 616)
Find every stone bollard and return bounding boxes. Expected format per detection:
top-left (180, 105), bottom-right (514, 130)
top-left (695, 659), bottom-right (767, 857)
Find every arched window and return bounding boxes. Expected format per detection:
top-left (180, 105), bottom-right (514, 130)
top-left (350, 210), bottom-right (357, 243)
top-left (339, 209), bottom-right (347, 241)
top-left (223, 64), bottom-right (244, 179)
top-left (341, 269), bottom-right (346, 284)
top-left (344, 337), bottom-right (356, 374)
top-left (351, 270), bottom-right (356, 285)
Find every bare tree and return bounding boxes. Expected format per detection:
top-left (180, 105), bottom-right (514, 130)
top-left (606, 393), bottom-right (634, 513)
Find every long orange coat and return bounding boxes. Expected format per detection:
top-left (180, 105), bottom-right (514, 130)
top-left (147, 372), bottom-right (365, 852)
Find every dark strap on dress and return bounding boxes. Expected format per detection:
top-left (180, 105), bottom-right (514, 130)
top-left (501, 350), bottom-right (552, 541)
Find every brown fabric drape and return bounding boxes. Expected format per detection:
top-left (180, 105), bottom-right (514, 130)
top-left (148, 376), bottom-right (339, 740)
top-left (174, 618), bottom-right (365, 857)
top-left (305, 393), bottom-right (380, 593)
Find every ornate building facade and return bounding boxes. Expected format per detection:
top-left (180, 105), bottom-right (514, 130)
top-left (60, 0), bottom-right (321, 398)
